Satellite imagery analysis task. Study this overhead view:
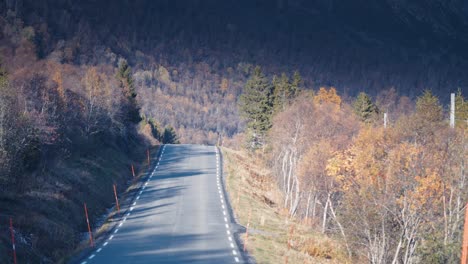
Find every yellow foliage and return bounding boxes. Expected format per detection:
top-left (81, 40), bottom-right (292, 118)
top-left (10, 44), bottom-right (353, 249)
top-left (410, 171), bottom-right (443, 210)
top-left (158, 65), bottom-right (171, 85)
top-left (220, 78), bottom-right (229, 92)
top-left (51, 68), bottom-right (67, 108)
top-left (326, 149), bottom-right (357, 192)
top-left (326, 126), bottom-right (391, 192)
top-left (313, 87), bottom-right (342, 108)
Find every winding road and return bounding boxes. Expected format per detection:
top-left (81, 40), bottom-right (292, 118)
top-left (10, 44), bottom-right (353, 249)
top-left (79, 144), bottom-right (243, 264)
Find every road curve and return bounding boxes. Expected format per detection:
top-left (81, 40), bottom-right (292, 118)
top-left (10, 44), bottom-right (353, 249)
top-left (79, 144), bottom-right (242, 264)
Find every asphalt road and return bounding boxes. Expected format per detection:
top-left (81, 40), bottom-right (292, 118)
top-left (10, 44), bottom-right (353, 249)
top-left (80, 144), bottom-right (243, 264)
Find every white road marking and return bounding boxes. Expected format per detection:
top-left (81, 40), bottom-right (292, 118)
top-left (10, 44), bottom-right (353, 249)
top-left (123, 217), bottom-right (127, 222)
top-left (137, 195), bottom-right (140, 200)
top-left (126, 213), bottom-right (130, 217)
top-left (81, 261), bottom-right (87, 264)
top-left (235, 257), bottom-right (239, 262)
top-left (222, 205), bottom-right (225, 209)
top-left (224, 217), bottom-right (228, 222)
top-left (114, 228), bottom-right (119, 233)
top-left (89, 254), bottom-right (95, 259)
top-left (130, 206), bottom-right (134, 211)
top-left (227, 230), bottom-right (231, 235)
top-left (230, 243), bottom-right (234, 248)
top-left (228, 237), bottom-right (232, 241)
top-left (119, 222), bottom-right (123, 227)
top-left (145, 182), bottom-right (148, 186)
top-left (139, 191), bottom-right (143, 195)
top-left (97, 248), bottom-right (102, 253)
top-left (109, 235), bottom-right (114, 240)
top-left (133, 202), bottom-right (136, 206)
top-left (225, 224), bottom-right (229, 228)
top-left (103, 241), bottom-right (108, 246)
top-left (232, 250), bottom-right (237, 255)
top-left (142, 186), bottom-right (146, 190)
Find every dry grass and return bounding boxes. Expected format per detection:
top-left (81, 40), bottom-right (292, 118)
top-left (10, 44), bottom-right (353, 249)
top-left (61, 145), bottom-right (159, 263)
top-left (222, 147), bottom-right (350, 264)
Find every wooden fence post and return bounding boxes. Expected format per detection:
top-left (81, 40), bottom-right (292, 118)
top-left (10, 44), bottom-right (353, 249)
top-left (10, 218), bottom-right (17, 264)
top-left (113, 184), bottom-right (120, 212)
top-left (84, 203), bottom-right (94, 247)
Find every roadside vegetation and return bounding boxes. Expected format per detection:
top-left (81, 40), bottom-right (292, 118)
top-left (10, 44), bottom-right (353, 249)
top-left (0, 16), bottom-right (178, 262)
top-left (235, 66), bottom-right (468, 263)
top-left (223, 147), bottom-right (350, 263)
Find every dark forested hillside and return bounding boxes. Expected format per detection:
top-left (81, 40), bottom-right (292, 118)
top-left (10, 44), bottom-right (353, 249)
top-left (2, 0), bottom-right (468, 143)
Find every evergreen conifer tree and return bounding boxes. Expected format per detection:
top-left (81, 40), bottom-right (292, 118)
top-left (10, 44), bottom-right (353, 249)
top-left (162, 126), bottom-right (179, 144)
top-left (455, 89), bottom-right (467, 125)
top-left (117, 58), bottom-right (141, 124)
top-left (272, 73), bottom-right (289, 113)
top-left (416, 90), bottom-right (443, 123)
top-left (290, 71), bottom-right (301, 98)
top-left (272, 71), bottom-right (301, 113)
top-left (239, 66), bottom-right (274, 149)
top-left (353, 92), bottom-right (378, 122)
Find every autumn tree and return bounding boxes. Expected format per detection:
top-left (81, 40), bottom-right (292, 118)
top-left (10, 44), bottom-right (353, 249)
top-left (239, 66), bottom-right (274, 149)
top-left (82, 67), bottom-right (111, 137)
top-left (270, 90), bottom-right (358, 220)
top-left (313, 87), bottom-right (342, 108)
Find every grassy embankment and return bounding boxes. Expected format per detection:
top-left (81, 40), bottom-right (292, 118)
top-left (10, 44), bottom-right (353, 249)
top-left (0, 126), bottom-right (157, 263)
top-left (64, 143), bottom-right (160, 263)
top-left (222, 147), bottom-right (350, 264)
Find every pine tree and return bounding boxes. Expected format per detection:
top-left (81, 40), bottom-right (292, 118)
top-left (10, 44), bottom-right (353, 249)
top-left (290, 71), bottom-right (301, 98)
top-left (239, 66), bottom-right (274, 149)
top-left (413, 90), bottom-right (443, 142)
top-left (117, 58), bottom-right (141, 124)
top-left (353, 92), bottom-right (378, 122)
top-left (162, 126), bottom-right (179, 144)
top-left (272, 71), bottom-right (301, 113)
top-left (416, 90), bottom-right (443, 123)
top-left (148, 117), bottom-right (162, 142)
top-left (455, 88), bottom-right (467, 125)
top-left (272, 73), bottom-right (289, 113)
